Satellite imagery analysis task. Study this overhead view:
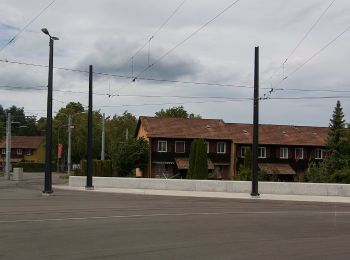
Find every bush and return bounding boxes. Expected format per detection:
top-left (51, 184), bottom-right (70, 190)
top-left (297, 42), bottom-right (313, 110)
top-left (13, 162), bottom-right (57, 172)
top-left (78, 160), bottom-right (113, 177)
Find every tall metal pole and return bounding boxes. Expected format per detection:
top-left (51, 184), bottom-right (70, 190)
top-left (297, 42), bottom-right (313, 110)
top-left (44, 37), bottom-right (54, 194)
top-left (57, 129), bottom-right (60, 173)
top-left (67, 114), bottom-right (72, 175)
top-left (5, 113), bottom-right (11, 180)
top-left (125, 128), bottom-right (129, 141)
top-left (86, 65), bottom-right (94, 189)
top-left (251, 46), bottom-right (260, 197)
top-left (101, 113), bottom-right (105, 160)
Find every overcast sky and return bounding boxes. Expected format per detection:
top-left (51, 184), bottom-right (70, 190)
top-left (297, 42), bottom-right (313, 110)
top-left (0, 0), bottom-right (349, 126)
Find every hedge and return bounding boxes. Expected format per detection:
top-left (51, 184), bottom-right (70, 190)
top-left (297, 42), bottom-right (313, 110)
top-left (13, 162), bottom-right (57, 172)
top-left (79, 160), bottom-right (113, 177)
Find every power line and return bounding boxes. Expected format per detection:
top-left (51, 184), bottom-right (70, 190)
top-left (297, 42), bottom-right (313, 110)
top-left (283, 0), bottom-right (336, 66)
top-left (267, 95), bottom-right (350, 100)
top-left (262, 0), bottom-right (337, 86)
top-left (273, 25), bottom-right (350, 89)
top-left (0, 84), bottom-right (252, 100)
top-left (0, 58), bottom-right (250, 89)
top-left (0, 0), bottom-right (57, 53)
top-left (133, 0), bottom-right (241, 80)
top-left (128, 0), bottom-right (187, 64)
top-left (97, 98), bottom-right (252, 108)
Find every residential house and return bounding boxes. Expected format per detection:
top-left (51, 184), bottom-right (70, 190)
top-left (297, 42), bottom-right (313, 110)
top-left (135, 116), bottom-right (328, 181)
top-left (0, 136), bottom-right (45, 170)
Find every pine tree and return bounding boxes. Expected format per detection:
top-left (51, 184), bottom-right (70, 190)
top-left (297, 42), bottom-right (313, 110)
top-left (195, 140), bottom-right (208, 179)
top-left (187, 140), bottom-right (197, 179)
top-left (326, 100), bottom-right (345, 149)
top-left (188, 139), bottom-right (208, 179)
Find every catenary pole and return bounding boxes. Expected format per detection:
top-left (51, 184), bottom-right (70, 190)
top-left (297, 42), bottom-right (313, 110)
top-left (67, 114), bottom-right (72, 175)
top-left (251, 46), bottom-right (260, 197)
top-left (5, 113), bottom-right (11, 180)
top-left (86, 65), bottom-right (94, 189)
top-left (43, 36), bottom-right (54, 193)
top-left (101, 113), bottom-right (105, 160)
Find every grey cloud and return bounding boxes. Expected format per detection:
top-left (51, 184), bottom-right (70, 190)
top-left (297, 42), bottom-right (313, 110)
top-left (76, 36), bottom-right (202, 81)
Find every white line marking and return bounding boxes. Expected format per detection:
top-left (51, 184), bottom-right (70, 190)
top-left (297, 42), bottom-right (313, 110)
top-left (1, 211), bottom-right (350, 224)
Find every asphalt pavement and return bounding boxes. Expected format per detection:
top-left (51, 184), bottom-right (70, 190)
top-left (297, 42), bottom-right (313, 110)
top-left (1, 173), bottom-right (350, 259)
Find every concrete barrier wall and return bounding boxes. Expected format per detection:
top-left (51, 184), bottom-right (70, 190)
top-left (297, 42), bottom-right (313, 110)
top-left (69, 176), bottom-right (350, 197)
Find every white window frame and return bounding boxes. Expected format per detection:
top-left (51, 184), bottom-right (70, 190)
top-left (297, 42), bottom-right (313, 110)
top-left (1, 149), bottom-right (6, 155)
top-left (258, 147), bottom-right (266, 158)
top-left (240, 146), bottom-right (250, 158)
top-left (16, 148), bottom-right (22, 155)
top-left (315, 148), bottom-right (323, 159)
top-left (280, 147), bottom-right (288, 159)
top-left (25, 149), bottom-right (32, 156)
top-left (157, 140), bottom-right (167, 153)
top-left (175, 141), bottom-right (185, 153)
top-left (217, 142), bottom-right (226, 154)
top-left (295, 148), bottom-right (304, 159)
top-left (205, 141), bottom-right (209, 154)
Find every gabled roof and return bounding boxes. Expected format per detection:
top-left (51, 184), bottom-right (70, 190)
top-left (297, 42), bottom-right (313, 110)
top-left (137, 116), bottom-right (232, 140)
top-left (227, 123), bottom-right (328, 146)
top-left (136, 116), bottom-right (328, 146)
top-left (0, 136), bottom-right (45, 149)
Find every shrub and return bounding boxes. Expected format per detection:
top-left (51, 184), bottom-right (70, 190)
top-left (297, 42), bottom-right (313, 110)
top-left (13, 162), bottom-right (56, 172)
top-left (78, 160), bottom-right (113, 177)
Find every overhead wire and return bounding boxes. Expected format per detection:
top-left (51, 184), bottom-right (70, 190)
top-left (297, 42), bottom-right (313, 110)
top-left (262, 0), bottom-right (337, 86)
top-left (283, 0), bottom-right (337, 66)
top-left (272, 25), bottom-right (350, 89)
top-left (119, 0), bottom-right (187, 78)
top-left (133, 0), bottom-right (241, 80)
top-left (0, 58), bottom-right (250, 89)
top-left (0, 0), bottom-right (57, 53)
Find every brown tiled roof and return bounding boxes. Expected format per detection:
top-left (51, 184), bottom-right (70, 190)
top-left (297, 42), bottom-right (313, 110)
top-left (227, 123), bottom-right (328, 146)
top-left (0, 136), bottom-right (45, 149)
top-left (259, 163), bottom-right (296, 175)
top-left (137, 117), bottom-right (328, 146)
top-left (139, 116), bottom-right (232, 140)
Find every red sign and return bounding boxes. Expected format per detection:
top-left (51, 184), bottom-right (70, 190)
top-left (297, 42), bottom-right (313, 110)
top-left (58, 144), bottom-right (63, 159)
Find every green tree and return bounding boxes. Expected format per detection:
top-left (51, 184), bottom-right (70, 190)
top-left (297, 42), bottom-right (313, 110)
top-left (111, 138), bottom-right (149, 177)
top-left (326, 100), bottom-right (345, 150)
top-left (307, 101), bottom-right (350, 183)
top-left (234, 149), bottom-right (252, 181)
top-left (188, 139), bottom-right (208, 179)
top-left (0, 105), bottom-right (5, 139)
top-left (52, 102), bottom-right (102, 165)
top-left (4, 105), bottom-right (39, 136)
top-left (155, 106), bottom-right (201, 119)
top-left (106, 111), bottom-right (137, 159)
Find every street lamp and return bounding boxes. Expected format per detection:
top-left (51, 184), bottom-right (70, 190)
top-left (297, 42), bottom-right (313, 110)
top-left (42, 28), bottom-right (59, 194)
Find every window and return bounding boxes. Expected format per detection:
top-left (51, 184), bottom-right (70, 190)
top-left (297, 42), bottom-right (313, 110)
top-left (1, 149), bottom-right (5, 155)
top-left (217, 142), bottom-right (226, 154)
top-left (25, 149), bottom-right (32, 156)
top-left (175, 141), bottom-right (185, 153)
top-left (315, 148), bottom-right (323, 159)
top-left (258, 147), bottom-right (266, 158)
top-left (295, 148), bottom-right (304, 160)
top-left (280, 147), bottom-right (288, 159)
top-left (17, 149), bottom-right (22, 155)
top-left (157, 141), bottom-right (167, 152)
top-left (240, 146), bottom-right (250, 158)
top-left (205, 141), bottom-right (210, 153)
